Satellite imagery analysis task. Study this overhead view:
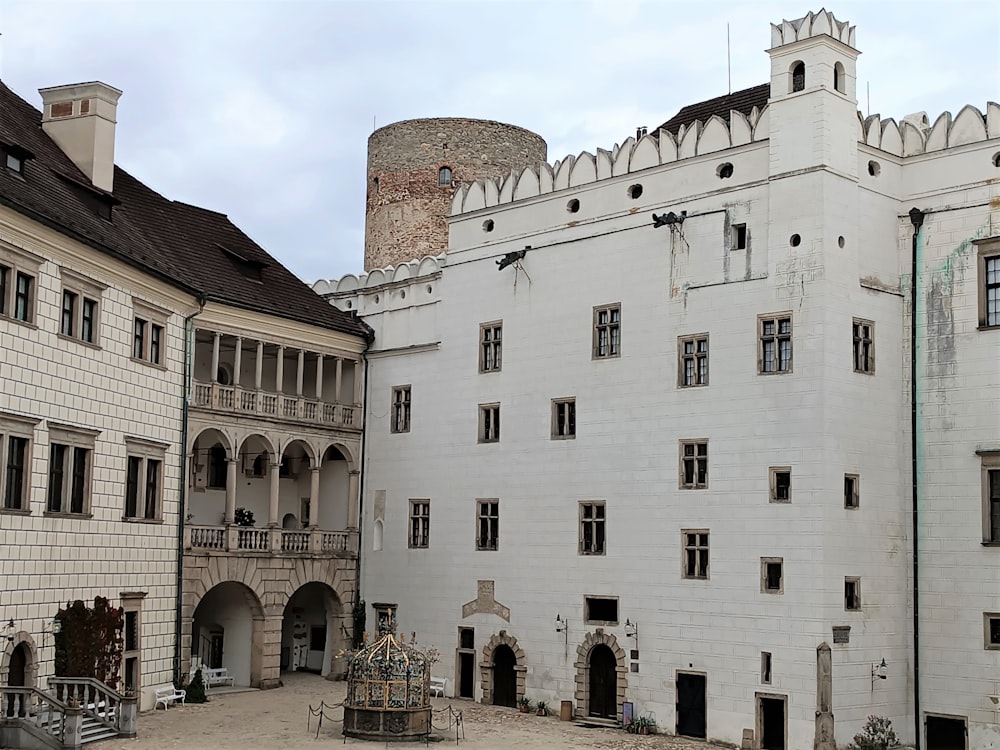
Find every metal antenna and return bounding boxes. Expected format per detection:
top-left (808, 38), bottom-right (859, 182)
top-left (727, 24), bottom-right (732, 95)
top-left (867, 82), bottom-right (870, 117)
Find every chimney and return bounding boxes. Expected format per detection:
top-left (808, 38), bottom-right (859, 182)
top-left (39, 82), bottom-right (122, 193)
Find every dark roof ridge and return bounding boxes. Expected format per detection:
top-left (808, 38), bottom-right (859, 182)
top-left (655, 83), bottom-right (771, 137)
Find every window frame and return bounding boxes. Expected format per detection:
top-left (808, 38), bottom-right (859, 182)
top-left (732, 223), bottom-right (748, 251)
top-left (479, 321), bottom-right (503, 373)
top-left (761, 557), bottom-right (784, 594)
top-left (852, 318), bottom-right (875, 374)
top-left (5, 150), bottom-right (25, 175)
top-left (131, 299), bottom-right (168, 367)
top-left (769, 467), bottom-right (792, 503)
top-left (438, 166), bottom-right (453, 187)
top-left (583, 595), bottom-right (619, 626)
top-left (758, 313), bottom-right (793, 375)
top-left (0, 412), bottom-right (38, 514)
top-left (120, 592), bottom-right (146, 696)
top-left (984, 613), bottom-right (1000, 650)
top-left (0, 242), bottom-right (42, 325)
top-left (844, 474), bottom-right (860, 509)
top-left (551, 397), bottom-right (576, 440)
top-left (45, 423), bottom-right (98, 518)
top-left (579, 500), bottom-right (606, 556)
top-left (408, 499), bottom-right (430, 549)
top-left (678, 333), bottom-right (709, 388)
top-left (761, 652), bottom-right (772, 685)
top-left (59, 268), bottom-right (105, 347)
top-left (679, 439), bottom-right (709, 489)
top-left (980, 451), bottom-right (1000, 544)
top-left (592, 303), bottom-right (621, 359)
top-left (844, 577), bottom-right (862, 611)
top-left (478, 403), bottom-right (500, 444)
top-left (681, 529), bottom-right (710, 580)
top-left (476, 498), bottom-right (499, 551)
top-left (976, 239), bottom-right (1000, 329)
top-left (391, 385), bottom-right (412, 434)
top-left (123, 437), bottom-right (167, 522)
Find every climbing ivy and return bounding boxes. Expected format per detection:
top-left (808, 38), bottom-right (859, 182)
top-left (53, 597), bottom-right (124, 690)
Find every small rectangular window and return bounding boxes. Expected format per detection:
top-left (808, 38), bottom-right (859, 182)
top-left (761, 652), bottom-right (772, 684)
top-left (770, 467), bottom-right (791, 503)
top-left (977, 242), bottom-right (1000, 328)
top-left (391, 386), bottom-right (411, 434)
top-left (759, 314), bottom-right (792, 374)
top-left (477, 499), bottom-right (499, 551)
top-left (409, 500), bottom-right (430, 549)
top-left (844, 577), bottom-right (861, 610)
top-left (761, 558), bottom-right (784, 594)
top-left (853, 318), bottom-right (875, 374)
top-left (150, 324), bottom-right (163, 364)
top-left (985, 613), bottom-right (1000, 650)
top-left (478, 404), bottom-right (500, 443)
top-left (59, 272), bottom-right (103, 344)
top-left (479, 322), bottom-right (502, 373)
top-left (459, 627), bottom-right (474, 650)
top-left (981, 452), bottom-right (1000, 543)
top-left (3, 433), bottom-right (31, 512)
top-left (844, 474), bottom-right (860, 509)
top-left (132, 300), bottom-right (169, 366)
top-left (579, 501), bottom-right (606, 555)
top-left (552, 398), bottom-right (576, 439)
top-left (584, 596), bottom-right (618, 625)
top-left (14, 272), bottom-right (33, 323)
top-left (678, 334), bottom-right (709, 387)
top-left (732, 223), bottom-right (748, 250)
top-left (593, 303), bottom-right (621, 359)
top-left (0, 249), bottom-right (41, 325)
top-left (5, 152), bottom-right (24, 174)
top-left (61, 290), bottom-right (77, 336)
top-left (682, 529), bottom-right (709, 579)
top-left (133, 318), bottom-right (147, 359)
top-left (680, 440), bottom-right (708, 489)
top-left (46, 426), bottom-right (95, 516)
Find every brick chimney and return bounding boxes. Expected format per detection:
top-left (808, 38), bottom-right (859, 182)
top-left (39, 82), bottom-right (122, 193)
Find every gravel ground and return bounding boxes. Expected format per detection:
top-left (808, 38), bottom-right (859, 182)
top-left (99, 672), bottom-right (733, 749)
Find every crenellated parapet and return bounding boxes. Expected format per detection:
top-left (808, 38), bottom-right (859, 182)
top-left (450, 105), bottom-right (771, 216)
top-left (858, 103), bottom-right (1000, 157)
top-left (769, 8), bottom-right (855, 48)
top-left (313, 254), bottom-right (445, 313)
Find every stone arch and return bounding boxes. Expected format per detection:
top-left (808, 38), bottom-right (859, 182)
top-left (189, 579), bottom-right (265, 687)
top-left (279, 437), bottom-right (317, 464)
top-left (189, 426), bottom-right (234, 458)
top-left (479, 630), bottom-right (527, 706)
top-left (0, 632), bottom-right (38, 689)
top-left (280, 580), bottom-right (349, 678)
top-left (574, 629), bottom-right (628, 720)
top-left (277, 558), bottom-right (354, 614)
top-left (237, 432), bottom-right (278, 463)
top-left (320, 440), bottom-right (358, 470)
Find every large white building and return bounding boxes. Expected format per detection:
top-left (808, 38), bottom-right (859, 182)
top-left (315, 9), bottom-right (1000, 750)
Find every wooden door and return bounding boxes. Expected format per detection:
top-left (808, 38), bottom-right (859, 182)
top-left (491, 645), bottom-right (516, 707)
top-left (676, 673), bottom-right (707, 738)
top-left (588, 644), bottom-right (617, 718)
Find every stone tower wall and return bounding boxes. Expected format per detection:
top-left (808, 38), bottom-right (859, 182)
top-left (364, 117), bottom-right (546, 270)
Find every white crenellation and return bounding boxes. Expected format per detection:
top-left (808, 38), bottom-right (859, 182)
top-left (312, 254), bottom-right (446, 303)
top-left (770, 8), bottom-right (856, 48)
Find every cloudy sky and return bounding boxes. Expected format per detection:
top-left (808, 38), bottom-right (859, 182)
top-left (2, 1), bottom-right (997, 283)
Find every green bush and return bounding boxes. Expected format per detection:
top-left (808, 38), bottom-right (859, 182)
top-left (849, 715), bottom-right (899, 750)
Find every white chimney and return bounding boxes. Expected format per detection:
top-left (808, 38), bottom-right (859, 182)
top-left (39, 81), bottom-right (123, 193)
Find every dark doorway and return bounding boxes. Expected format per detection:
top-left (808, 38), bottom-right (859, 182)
top-left (459, 653), bottom-right (475, 699)
top-left (926, 715), bottom-right (967, 750)
top-left (588, 644), bottom-right (617, 719)
top-left (491, 645), bottom-right (517, 708)
top-left (209, 632), bottom-right (224, 669)
top-left (758, 696), bottom-right (786, 750)
top-left (6, 643), bottom-right (29, 716)
top-left (676, 672), bottom-right (707, 738)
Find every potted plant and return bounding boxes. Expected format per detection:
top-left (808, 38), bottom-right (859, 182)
top-left (234, 507), bottom-right (255, 527)
top-left (535, 700), bottom-right (548, 717)
top-left (517, 696), bottom-right (532, 713)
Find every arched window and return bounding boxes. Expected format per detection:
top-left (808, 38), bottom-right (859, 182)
top-left (833, 62), bottom-right (845, 94)
top-left (791, 62), bottom-right (805, 93)
top-left (438, 166), bottom-right (453, 186)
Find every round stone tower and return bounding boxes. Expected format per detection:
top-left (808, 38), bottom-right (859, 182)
top-left (364, 118), bottom-right (547, 270)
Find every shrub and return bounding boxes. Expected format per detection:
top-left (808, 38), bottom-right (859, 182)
top-left (849, 715), bottom-right (899, 750)
top-left (234, 507), bottom-right (255, 527)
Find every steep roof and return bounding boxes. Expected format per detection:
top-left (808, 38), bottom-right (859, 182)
top-left (655, 83), bottom-right (771, 137)
top-left (0, 80), bottom-right (368, 339)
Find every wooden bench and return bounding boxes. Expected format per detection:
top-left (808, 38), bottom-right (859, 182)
top-left (429, 677), bottom-right (447, 697)
top-left (202, 667), bottom-right (235, 689)
top-left (155, 686), bottom-right (185, 710)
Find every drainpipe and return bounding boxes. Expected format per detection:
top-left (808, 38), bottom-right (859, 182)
top-left (175, 297), bottom-right (205, 683)
top-left (908, 207), bottom-right (925, 750)
top-left (354, 347), bottom-right (371, 639)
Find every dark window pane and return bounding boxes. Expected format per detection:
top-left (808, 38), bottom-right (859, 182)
top-left (48, 444), bottom-right (66, 512)
top-left (125, 456), bottom-right (141, 518)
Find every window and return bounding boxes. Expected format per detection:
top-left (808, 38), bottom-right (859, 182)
top-left (844, 474), bottom-right (860, 509)
top-left (584, 596), bottom-right (618, 625)
top-left (833, 62), bottom-right (845, 94)
top-left (791, 61), bottom-right (805, 92)
top-left (682, 530), bottom-right (709, 579)
top-left (761, 558), bottom-right (783, 594)
top-left (409, 500), bottom-right (429, 549)
top-left (981, 451), bottom-right (1000, 543)
top-left (124, 439), bottom-right (166, 521)
top-left (132, 299), bottom-right (168, 365)
top-left (680, 440), bottom-right (708, 489)
top-left (5, 151), bottom-right (24, 174)
top-left (552, 398), bottom-right (576, 439)
top-left (438, 166), bottom-right (452, 186)
top-left (476, 499), bottom-right (499, 550)
top-left (59, 271), bottom-right (103, 345)
top-left (984, 613), bottom-right (1000, 650)
top-left (852, 319), bottom-right (874, 374)
top-left (769, 467), bottom-right (791, 503)
top-left (977, 241), bottom-right (1000, 328)
top-left (1, 413), bottom-right (36, 512)
top-left (0, 246), bottom-right (41, 324)
top-left (120, 593), bottom-right (145, 695)
top-left (579, 501), bottom-right (606, 555)
top-left (373, 603), bottom-right (397, 631)
top-left (759, 314), bottom-right (792, 374)
top-left (46, 425), bottom-right (97, 516)
top-left (761, 652), bottom-right (772, 684)
top-left (479, 321), bottom-right (502, 373)
top-left (478, 404), bottom-right (500, 443)
top-left (678, 334), bottom-right (709, 387)
top-left (593, 303), bottom-right (621, 359)
top-left (732, 223), bottom-right (748, 250)
top-left (844, 577), bottom-right (861, 610)
top-left (391, 386), bottom-right (411, 433)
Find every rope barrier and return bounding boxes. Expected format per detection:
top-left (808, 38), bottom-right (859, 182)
top-left (307, 702), bottom-right (464, 745)
top-left (306, 700), bottom-right (344, 739)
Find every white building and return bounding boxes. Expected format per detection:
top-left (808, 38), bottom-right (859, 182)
top-left (315, 9), bottom-right (1000, 750)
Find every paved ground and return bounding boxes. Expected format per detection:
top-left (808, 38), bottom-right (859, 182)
top-left (101, 673), bottom-right (732, 749)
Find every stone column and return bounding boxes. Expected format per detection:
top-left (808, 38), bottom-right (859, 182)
top-left (309, 467), bottom-right (321, 528)
top-left (64, 705), bottom-right (83, 749)
top-left (256, 615), bottom-right (283, 690)
top-left (347, 469), bottom-right (360, 529)
top-left (254, 341), bottom-right (263, 390)
top-left (268, 462), bottom-right (280, 526)
top-left (211, 332), bottom-right (221, 382)
top-left (334, 357), bottom-right (343, 403)
top-left (233, 336), bottom-right (242, 387)
top-left (225, 459), bottom-right (237, 524)
top-left (315, 354), bottom-right (324, 400)
top-left (275, 346), bottom-right (285, 393)
top-left (296, 350), bottom-right (305, 397)
top-left (353, 360), bottom-right (362, 404)
top-left (118, 695), bottom-right (137, 736)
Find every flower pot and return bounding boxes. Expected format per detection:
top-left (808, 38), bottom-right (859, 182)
top-left (639, 726), bottom-right (649, 735)
top-left (536, 709), bottom-right (546, 716)
top-left (519, 705), bottom-right (530, 713)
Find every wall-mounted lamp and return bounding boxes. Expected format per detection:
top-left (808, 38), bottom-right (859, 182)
top-left (554, 613), bottom-right (567, 645)
top-left (871, 658), bottom-right (887, 690)
top-left (3, 618), bottom-right (15, 642)
top-left (624, 619), bottom-right (638, 639)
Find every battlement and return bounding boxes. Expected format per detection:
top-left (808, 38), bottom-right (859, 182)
top-left (770, 9), bottom-right (855, 49)
top-left (313, 254), bottom-right (445, 305)
top-left (859, 103), bottom-right (1000, 156)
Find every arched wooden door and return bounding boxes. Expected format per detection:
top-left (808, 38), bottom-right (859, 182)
top-left (491, 645), bottom-right (517, 707)
top-left (588, 644), bottom-right (617, 718)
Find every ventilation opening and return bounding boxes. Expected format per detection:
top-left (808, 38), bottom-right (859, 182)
top-left (791, 62), bottom-right (805, 92)
top-left (838, 236), bottom-right (845, 248)
top-left (868, 160), bottom-right (881, 177)
top-left (993, 152), bottom-right (1000, 168)
top-left (717, 162), bottom-right (734, 179)
top-left (627, 184), bottom-right (643, 200)
top-left (483, 219), bottom-right (495, 233)
top-left (567, 199), bottom-right (580, 213)
top-left (789, 234), bottom-right (801, 247)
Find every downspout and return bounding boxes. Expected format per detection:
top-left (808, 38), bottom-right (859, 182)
top-left (353, 321), bottom-right (373, 644)
top-left (908, 207), bottom-right (925, 750)
top-left (175, 297), bottom-right (205, 683)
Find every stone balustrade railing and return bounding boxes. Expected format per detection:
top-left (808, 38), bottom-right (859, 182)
top-left (191, 381), bottom-right (359, 429)
top-left (184, 525), bottom-right (358, 557)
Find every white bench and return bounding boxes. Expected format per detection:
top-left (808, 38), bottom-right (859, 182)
top-left (202, 667), bottom-right (235, 689)
top-left (155, 686), bottom-right (185, 710)
top-left (429, 677), bottom-right (447, 697)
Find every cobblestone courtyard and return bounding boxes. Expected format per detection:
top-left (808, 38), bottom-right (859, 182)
top-left (101, 673), bottom-right (731, 749)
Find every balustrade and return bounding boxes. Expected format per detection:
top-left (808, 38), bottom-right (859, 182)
top-left (185, 525), bottom-right (356, 558)
top-left (191, 381), bottom-right (358, 429)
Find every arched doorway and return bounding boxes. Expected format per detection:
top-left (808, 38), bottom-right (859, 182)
top-left (281, 582), bottom-right (344, 677)
top-left (191, 581), bottom-right (263, 687)
top-left (588, 644), bottom-right (617, 718)
top-left (6, 642), bottom-right (30, 716)
top-left (491, 645), bottom-right (516, 708)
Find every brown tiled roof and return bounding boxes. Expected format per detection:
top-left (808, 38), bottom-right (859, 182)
top-left (0, 80), bottom-right (368, 339)
top-left (655, 83), bottom-right (771, 137)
